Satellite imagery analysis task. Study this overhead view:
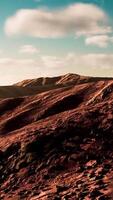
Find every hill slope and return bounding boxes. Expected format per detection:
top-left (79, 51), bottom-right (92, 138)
top-left (0, 74), bottom-right (113, 199)
top-left (0, 73), bottom-right (113, 98)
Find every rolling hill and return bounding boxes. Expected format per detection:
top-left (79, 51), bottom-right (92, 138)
top-left (0, 74), bottom-right (113, 199)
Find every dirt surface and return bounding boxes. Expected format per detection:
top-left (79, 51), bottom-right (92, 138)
top-left (0, 74), bottom-right (113, 199)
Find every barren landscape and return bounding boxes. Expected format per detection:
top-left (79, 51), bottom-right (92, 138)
top-left (0, 73), bottom-right (113, 199)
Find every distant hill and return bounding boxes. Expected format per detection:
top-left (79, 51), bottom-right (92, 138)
top-left (0, 73), bottom-right (113, 98)
top-left (14, 73), bottom-right (113, 87)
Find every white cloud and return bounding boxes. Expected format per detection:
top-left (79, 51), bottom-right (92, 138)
top-left (71, 53), bottom-right (113, 70)
top-left (19, 45), bottom-right (40, 54)
top-left (42, 53), bottom-right (113, 70)
top-left (4, 3), bottom-right (111, 38)
top-left (85, 35), bottom-right (113, 47)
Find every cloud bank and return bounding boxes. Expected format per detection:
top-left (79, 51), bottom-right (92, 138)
top-left (1, 53), bottom-right (113, 85)
top-left (5, 3), bottom-right (111, 38)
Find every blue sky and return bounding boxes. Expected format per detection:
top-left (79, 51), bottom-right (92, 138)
top-left (0, 0), bottom-right (113, 85)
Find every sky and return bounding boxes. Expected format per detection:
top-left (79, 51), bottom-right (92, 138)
top-left (0, 0), bottom-right (113, 85)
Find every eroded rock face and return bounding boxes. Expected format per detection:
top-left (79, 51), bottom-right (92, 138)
top-left (0, 74), bottom-right (113, 199)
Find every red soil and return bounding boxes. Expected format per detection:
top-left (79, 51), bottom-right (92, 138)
top-left (0, 74), bottom-right (113, 199)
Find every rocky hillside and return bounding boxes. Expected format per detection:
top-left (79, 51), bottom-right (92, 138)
top-left (0, 74), bottom-right (113, 199)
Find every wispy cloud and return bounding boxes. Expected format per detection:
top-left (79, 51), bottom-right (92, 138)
top-left (85, 35), bottom-right (113, 47)
top-left (41, 53), bottom-right (113, 70)
top-left (5, 3), bottom-right (111, 38)
top-left (19, 45), bottom-right (40, 54)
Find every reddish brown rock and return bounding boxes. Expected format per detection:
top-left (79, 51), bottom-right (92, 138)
top-left (0, 74), bottom-right (113, 199)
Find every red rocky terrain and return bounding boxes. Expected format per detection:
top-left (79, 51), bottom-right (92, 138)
top-left (0, 73), bottom-right (113, 199)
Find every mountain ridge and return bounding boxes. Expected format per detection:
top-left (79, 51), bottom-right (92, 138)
top-left (0, 73), bottom-right (113, 98)
top-left (14, 73), bottom-right (113, 87)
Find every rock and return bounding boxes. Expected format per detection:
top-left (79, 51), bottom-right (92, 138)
top-left (90, 189), bottom-right (103, 198)
top-left (56, 185), bottom-right (68, 193)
